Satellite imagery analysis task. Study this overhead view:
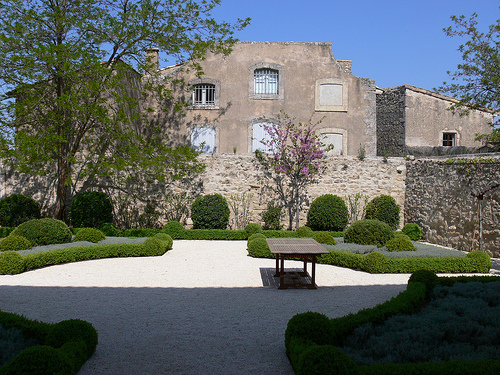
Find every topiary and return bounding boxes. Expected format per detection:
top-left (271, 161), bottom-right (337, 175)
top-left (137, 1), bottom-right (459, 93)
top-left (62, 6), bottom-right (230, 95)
top-left (285, 312), bottom-right (333, 351)
top-left (344, 219), bottom-right (394, 247)
top-left (402, 223), bottom-right (423, 241)
top-left (245, 222), bottom-right (262, 236)
top-left (162, 220), bottom-right (185, 239)
top-left (408, 269), bottom-right (439, 295)
top-left (190, 194), bottom-right (230, 230)
top-left (296, 345), bottom-right (357, 375)
top-left (0, 235), bottom-right (32, 251)
top-left (0, 251), bottom-right (25, 274)
top-left (306, 194), bottom-right (349, 232)
top-left (365, 195), bottom-right (401, 230)
top-left (248, 233), bottom-right (266, 242)
top-left (295, 226), bottom-right (313, 238)
top-left (312, 232), bottom-right (336, 245)
top-left (45, 319), bottom-right (98, 359)
top-left (10, 218), bottom-right (72, 246)
top-left (153, 233), bottom-right (173, 249)
top-left (385, 235), bottom-right (416, 252)
top-left (261, 201), bottom-right (284, 230)
top-left (99, 222), bottom-right (121, 237)
top-left (0, 345), bottom-right (72, 375)
top-left (73, 228), bottom-right (106, 243)
top-left (69, 191), bottom-right (113, 228)
top-left (363, 251), bottom-right (387, 273)
top-left (0, 194), bottom-right (41, 227)
top-left (247, 238), bottom-right (273, 258)
top-left (142, 237), bottom-right (168, 255)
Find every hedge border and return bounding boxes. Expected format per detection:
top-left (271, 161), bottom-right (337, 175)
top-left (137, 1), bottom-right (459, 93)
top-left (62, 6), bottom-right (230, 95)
top-left (285, 273), bottom-right (500, 375)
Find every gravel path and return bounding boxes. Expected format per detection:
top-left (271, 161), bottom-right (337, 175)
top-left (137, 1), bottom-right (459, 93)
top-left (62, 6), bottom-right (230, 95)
top-left (0, 240), bottom-right (492, 374)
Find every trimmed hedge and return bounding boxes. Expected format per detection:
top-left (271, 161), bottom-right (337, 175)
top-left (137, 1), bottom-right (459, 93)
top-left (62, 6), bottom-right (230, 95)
top-left (0, 235), bottom-right (32, 251)
top-left (365, 195), bottom-right (401, 230)
top-left (10, 218), bottom-right (72, 246)
top-left (190, 194), bottom-right (230, 230)
top-left (285, 272), bottom-right (500, 375)
top-left (73, 228), bottom-right (106, 243)
top-left (344, 219), bottom-right (394, 247)
top-left (0, 310), bottom-right (97, 375)
top-left (306, 194), bottom-right (349, 232)
top-left (0, 238), bottom-right (173, 275)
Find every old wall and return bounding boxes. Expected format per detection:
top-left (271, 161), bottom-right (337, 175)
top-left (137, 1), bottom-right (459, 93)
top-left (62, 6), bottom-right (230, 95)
top-left (405, 156), bottom-right (500, 256)
top-left (376, 86), bottom-right (406, 156)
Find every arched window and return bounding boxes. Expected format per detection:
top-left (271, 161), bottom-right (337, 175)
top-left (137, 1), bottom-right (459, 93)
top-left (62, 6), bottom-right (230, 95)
top-left (252, 122), bottom-right (273, 153)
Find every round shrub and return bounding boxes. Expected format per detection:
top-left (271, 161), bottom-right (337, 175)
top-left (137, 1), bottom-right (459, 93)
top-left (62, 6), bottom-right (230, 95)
top-left (73, 228), bottom-right (106, 243)
top-left (285, 312), bottom-right (333, 349)
top-left (99, 222), bottom-right (121, 237)
top-left (190, 194), bottom-right (230, 230)
top-left (363, 252), bottom-right (387, 273)
top-left (69, 191), bottom-right (113, 228)
top-left (248, 233), bottom-right (266, 242)
top-left (0, 345), bottom-right (72, 375)
top-left (153, 233), bottom-right (173, 249)
top-left (0, 251), bottom-right (25, 274)
top-left (385, 235), bottom-right (416, 252)
top-left (408, 269), bottom-right (439, 293)
top-left (365, 195), bottom-right (401, 230)
top-left (295, 226), bottom-right (313, 238)
top-left (297, 345), bottom-right (357, 375)
top-left (312, 232), bottom-right (336, 245)
top-left (10, 218), bottom-right (72, 246)
top-left (306, 194), bottom-right (349, 232)
top-left (245, 222), bottom-right (262, 236)
top-left (0, 235), bottom-right (32, 251)
top-left (0, 194), bottom-right (41, 227)
top-left (402, 223), bottom-right (423, 241)
top-left (162, 220), bottom-right (185, 239)
top-left (344, 219), bottom-right (394, 247)
top-left (142, 237), bottom-right (169, 255)
top-left (247, 238), bottom-right (273, 258)
top-left (45, 319), bottom-right (98, 358)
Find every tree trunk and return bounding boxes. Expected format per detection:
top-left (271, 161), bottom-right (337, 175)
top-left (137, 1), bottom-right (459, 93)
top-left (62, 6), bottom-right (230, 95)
top-left (54, 159), bottom-right (70, 222)
top-left (478, 197), bottom-right (484, 252)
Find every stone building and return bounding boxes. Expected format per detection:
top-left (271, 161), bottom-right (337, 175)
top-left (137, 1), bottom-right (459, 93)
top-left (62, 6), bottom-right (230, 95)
top-left (144, 41), bottom-right (494, 157)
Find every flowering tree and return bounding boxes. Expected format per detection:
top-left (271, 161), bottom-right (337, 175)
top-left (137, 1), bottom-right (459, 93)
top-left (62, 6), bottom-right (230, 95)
top-left (254, 112), bottom-right (331, 230)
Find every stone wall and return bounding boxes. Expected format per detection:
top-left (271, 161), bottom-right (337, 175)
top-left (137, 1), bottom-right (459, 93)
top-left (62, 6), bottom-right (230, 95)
top-left (376, 86), bottom-right (406, 156)
top-left (405, 156), bottom-right (500, 256)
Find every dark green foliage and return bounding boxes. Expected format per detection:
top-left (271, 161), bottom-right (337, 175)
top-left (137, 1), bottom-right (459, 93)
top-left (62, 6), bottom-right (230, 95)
top-left (69, 191), bottom-right (113, 228)
top-left (285, 312), bottom-right (333, 351)
top-left (402, 223), bottom-right (422, 241)
top-left (190, 194), bottom-right (230, 230)
top-left (0, 227), bottom-right (14, 238)
top-left (0, 345), bottom-right (73, 375)
top-left (0, 194), bottom-right (41, 227)
top-left (295, 226), bottom-right (313, 238)
top-left (385, 235), bottom-right (416, 252)
top-left (306, 194), bottom-right (349, 231)
top-left (344, 219), bottom-right (394, 247)
top-left (162, 221), bottom-right (185, 239)
top-left (0, 251), bottom-right (25, 274)
top-left (0, 325), bottom-right (39, 367)
top-left (365, 195), bottom-right (401, 230)
top-left (73, 228), bottom-right (105, 243)
top-left (297, 345), bottom-right (357, 375)
top-left (363, 252), bottom-right (387, 273)
top-left (153, 233), bottom-right (174, 249)
top-left (312, 232), bottom-right (336, 245)
top-left (10, 218), bottom-right (72, 246)
top-left (247, 233), bottom-right (266, 243)
top-left (261, 201), bottom-right (284, 230)
top-left (99, 222), bottom-right (121, 237)
top-left (408, 270), bottom-right (440, 294)
top-left (245, 222), bottom-right (262, 236)
top-left (122, 228), bottom-right (160, 237)
top-left (0, 236), bottom-right (31, 251)
top-left (173, 229), bottom-right (248, 240)
top-left (45, 319), bottom-right (98, 359)
top-left (247, 238), bottom-right (273, 258)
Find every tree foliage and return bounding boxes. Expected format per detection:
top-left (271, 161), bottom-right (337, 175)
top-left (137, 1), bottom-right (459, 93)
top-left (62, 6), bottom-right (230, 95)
top-left (438, 10), bottom-right (500, 149)
top-left (0, 0), bottom-right (249, 220)
top-left (254, 111), bottom-right (330, 230)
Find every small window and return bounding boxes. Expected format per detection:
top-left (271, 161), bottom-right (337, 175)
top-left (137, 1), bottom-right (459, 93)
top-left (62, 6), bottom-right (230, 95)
top-left (252, 122), bottom-right (273, 153)
top-left (192, 84), bottom-right (215, 106)
top-left (254, 69), bottom-right (279, 95)
top-left (322, 133), bottom-right (343, 155)
top-left (191, 127), bottom-right (216, 153)
top-left (443, 133), bottom-right (456, 147)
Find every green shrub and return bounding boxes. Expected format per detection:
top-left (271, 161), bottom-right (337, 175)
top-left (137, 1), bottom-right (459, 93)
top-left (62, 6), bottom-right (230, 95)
top-left (69, 191), bottom-right (113, 228)
top-left (297, 345), bottom-right (357, 375)
top-left (0, 251), bottom-right (25, 274)
top-left (402, 223), bottom-right (423, 241)
top-left (10, 218), bottom-right (72, 246)
top-left (45, 319), bottom-right (98, 359)
top-left (153, 233), bottom-right (173, 249)
top-left (408, 270), bottom-right (440, 294)
top-left (162, 220), bottom-right (185, 239)
top-left (142, 237), bottom-right (169, 255)
top-left (99, 222), bottom-right (121, 237)
top-left (312, 232), bottom-right (336, 245)
top-left (363, 252), bottom-right (387, 273)
top-left (261, 201), bottom-right (284, 230)
top-left (0, 345), bottom-right (72, 375)
top-left (247, 233), bottom-right (266, 242)
top-left (365, 195), bottom-right (401, 230)
top-left (245, 222), bottom-right (262, 236)
top-left (306, 194), bottom-right (349, 231)
top-left (344, 219), bottom-right (394, 247)
top-left (385, 235), bottom-right (416, 252)
top-left (247, 238), bottom-right (273, 258)
top-left (295, 226), bottom-right (313, 238)
top-left (73, 228), bottom-right (106, 243)
top-left (0, 194), bottom-right (41, 227)
top-left (190, 194), bottom-right (230, 230)
top-left (0, 235), bottom-right (32, 251)
top-left (0, 227), bottom-right (15, 238)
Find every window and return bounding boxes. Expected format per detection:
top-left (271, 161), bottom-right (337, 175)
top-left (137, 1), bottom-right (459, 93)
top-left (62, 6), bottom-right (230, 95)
top-left (191, 127), bottom-right (216, 153)
top-left (254, 69), bottom-right (279, 95)
top-left (192, 84), bottom-right (215, 106)
top-left (443, 133), bottom-right (456, 147)
top-left (315, 78), bottom-right (348, 112)
top-left (252, 122), bottom-right (273, 153)
top-left (322, 133), bottom-right (344, 155)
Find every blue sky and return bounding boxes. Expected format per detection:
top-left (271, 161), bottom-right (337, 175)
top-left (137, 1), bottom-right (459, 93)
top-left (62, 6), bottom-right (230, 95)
top-left (212, 0), bottom-right (499, 91)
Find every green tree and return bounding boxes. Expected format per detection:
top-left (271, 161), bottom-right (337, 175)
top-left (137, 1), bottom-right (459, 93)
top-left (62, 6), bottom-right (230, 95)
top-left (438, 10), bottom-right (500, 149)
top-left (0, 0), bottom-right (249, 221)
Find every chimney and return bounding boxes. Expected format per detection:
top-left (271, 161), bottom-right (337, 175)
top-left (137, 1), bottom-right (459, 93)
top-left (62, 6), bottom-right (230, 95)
top-left (145, 48), bottom-right (160, 72)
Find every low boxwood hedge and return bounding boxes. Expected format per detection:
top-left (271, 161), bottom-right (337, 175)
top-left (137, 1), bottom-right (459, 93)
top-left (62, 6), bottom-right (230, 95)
top-left (285, 272), bottom-right (500, 375)
top-left (0, 309), bottom-right (97, 375)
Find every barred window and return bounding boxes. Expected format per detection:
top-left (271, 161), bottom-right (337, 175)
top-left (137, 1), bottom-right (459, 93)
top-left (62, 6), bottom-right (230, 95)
top-left (443, 133), bottom-right (456, 146)
top-left (192, 84), bottom-right (216, 106)
top-left (254, 69), bottom-right (279, 95)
